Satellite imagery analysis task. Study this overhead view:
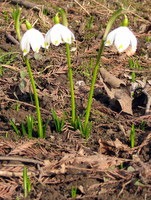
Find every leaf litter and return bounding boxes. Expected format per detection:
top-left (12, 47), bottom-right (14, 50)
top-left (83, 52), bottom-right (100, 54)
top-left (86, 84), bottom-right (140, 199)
top-left (0, 0), bottom-right (151, 199)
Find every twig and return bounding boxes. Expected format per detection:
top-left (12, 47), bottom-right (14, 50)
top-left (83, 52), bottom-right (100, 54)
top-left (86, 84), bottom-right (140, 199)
top-left (9, 0), bottom-right (54, 14)
top-left (10, 0), bottom-right (42, 10)
top-left (118, 179), bottom-right (132, 197)
top-left (0, 170), bottom-right (33, 177)
top-left (0, 156), bottom-right (43, 165)
top-left (1, 64), bottom-right (20, 71)
top-left (0, 96), bottom-right (51, 114)
top-left (5, 32), bottom-right (19, 45)
top-left (73, 0), bottom-right (90, 16)
top-left (91, 0), bottom-right (112, 13)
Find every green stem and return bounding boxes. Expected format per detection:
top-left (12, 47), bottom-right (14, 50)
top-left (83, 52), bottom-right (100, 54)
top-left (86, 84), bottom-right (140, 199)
top-left (23, 166), bottom-right (28, 198)
top-left (25, 57), bottom-right (43, 138)
top-left (58, 8), bottom-right (68, 26)
top-left (84, 8), bottom-right (124, 130)
top-left (66, 43), bottom-right (76, 125)
top-left (84, 41), bottom-right (105, 130)
top-left (59, 8), bottom-right (76, 125)
top-left (15, 7), bottom-right (21, 41)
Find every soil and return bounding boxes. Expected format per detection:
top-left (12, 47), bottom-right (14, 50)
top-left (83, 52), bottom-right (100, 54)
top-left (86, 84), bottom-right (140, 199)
top-left (0, 0), bottom-right (151, 200)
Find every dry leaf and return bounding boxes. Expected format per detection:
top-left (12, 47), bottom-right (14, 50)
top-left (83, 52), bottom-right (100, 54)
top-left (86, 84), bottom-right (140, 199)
top-left (0, 183), bottom-right (18, 199)
top-left (100, 68), bottom-right (133, 115)
top-left (98, 138), bottom-right (131, 154)
top-left (74, 153), bottom-right (126, 170)
top-left (100, 68), bottom-right (125, 88)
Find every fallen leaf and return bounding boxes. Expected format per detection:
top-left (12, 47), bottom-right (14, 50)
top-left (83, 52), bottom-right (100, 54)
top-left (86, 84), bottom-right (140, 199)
top-left (100, 68), bottom-right (133, 115)
top-left (99, 138), bottom-right (131, 153)
top-left (74, 153), bottom-right (127, 170)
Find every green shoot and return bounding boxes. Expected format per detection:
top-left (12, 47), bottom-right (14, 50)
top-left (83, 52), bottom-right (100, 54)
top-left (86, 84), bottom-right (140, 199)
top-left (2, 11), bottom-right (9, 23)
top-left (51, 110), bottom-right (65, 133)
top-left (86, 15), bottom-right (94, 30)
top-left (71, 115), bottom-right (81, 131)
top-left (71, 186), bottom-right (77, 198)
top-left (128, 58), bottom-right (142, 82)
top-left (130, 124), bottom-right (135, 148)
top-left (10, 115), bottom-right (34, 137)
top-left (69, 115), bottom-right (91, 139)
top-left (43, 8), bottom-right (49, 16)
top-left (128, 58), bottom-right (142, 70)
top-left (80, 121), bottom-right (92, 140)
top-left (145, 36), bottom-right (151, 42)
top-left (0, 66), bottom-right (3, 76)
top-left (23, 166), bottom-right (31, 198)
top-left (10, 119), bottom-right (20, 135)
top-left (10, 115), bottom-right (47, 138)
top-left (27, 115), bottom-right (34, 138)
top-left (131, 71), bottom-right (136, 82)
top-left (15, 103), bottom-right (21, 111)
top-left (119, 163), bottom-right (124, 169)
top-left (21, 123), bottom-right (27, 136)
top-left (0, 52), bottom-right (18, 67)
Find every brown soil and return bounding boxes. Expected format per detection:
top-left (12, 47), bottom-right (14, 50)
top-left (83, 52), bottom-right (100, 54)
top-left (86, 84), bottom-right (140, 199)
top-left (0, 0), bottom-right (151, 199)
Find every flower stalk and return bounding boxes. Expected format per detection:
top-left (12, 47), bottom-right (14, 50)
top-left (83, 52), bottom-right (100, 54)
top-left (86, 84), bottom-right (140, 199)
top-left (59, 8), bottom-right (76, 126)
top-left (24, 57), bottom-right (43, 138)
top-left (66, 43), bottom-right (76, 125)
top-left (83, 8), bottom-right (124, 132)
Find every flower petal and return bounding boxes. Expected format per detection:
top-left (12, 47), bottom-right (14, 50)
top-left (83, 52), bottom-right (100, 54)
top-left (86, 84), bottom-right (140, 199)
top-left (44, 23), bottom-right (75, 47)
top-left (127, 31), bottom-right (137, 55)
top-left (44, 30), bottom-right (51, 48)
top-left (59, 24), bottom-right (75, 44)
top-left (20, 32), bottom-right (30, 56)
top-left (105, 26), bottom-right (137, 55)
top-left (28, 28), bottom-right (45, 52)
top-left (113, 27), bottom-right (130, 52)
top-left (45, 25), bottom-right (63, 46)
top-left (20, 28), bottom-right (45, 55)
top-left (114, 34), bottom-right (130, 52)
top-left (105, 28), bottom-right (118, 46)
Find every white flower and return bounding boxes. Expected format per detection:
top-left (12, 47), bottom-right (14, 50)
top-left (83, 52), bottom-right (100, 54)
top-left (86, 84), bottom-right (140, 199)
top-left (44, 23), bottom-right (75, 48)
top-left (105, 26), bottom-right (137, 56)
top-left (20, 28), bottom-right (45, 56)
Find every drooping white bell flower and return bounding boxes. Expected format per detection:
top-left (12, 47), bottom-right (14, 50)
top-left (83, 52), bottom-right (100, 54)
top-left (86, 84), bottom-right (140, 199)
top-left (44, 23), bottom-right (75, 48)
top-left (20, 28), bottom-right (45, 56)
top-left (105, 26), bottom-right (137, 56)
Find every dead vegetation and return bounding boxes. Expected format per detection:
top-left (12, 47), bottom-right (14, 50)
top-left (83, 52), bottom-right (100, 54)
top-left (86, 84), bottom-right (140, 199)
top-left (0, 0), bottom-right (151, 199)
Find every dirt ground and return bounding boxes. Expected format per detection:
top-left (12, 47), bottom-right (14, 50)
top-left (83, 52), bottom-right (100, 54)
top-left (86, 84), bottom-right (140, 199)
top-left (0, 0), bottom-right (151, 199)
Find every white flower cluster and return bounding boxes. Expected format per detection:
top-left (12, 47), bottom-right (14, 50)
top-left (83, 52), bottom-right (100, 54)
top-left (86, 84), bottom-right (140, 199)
top-left (20, 23), bottom-right (137, 57)
top-left (20, 23), bottom-right (75, 56)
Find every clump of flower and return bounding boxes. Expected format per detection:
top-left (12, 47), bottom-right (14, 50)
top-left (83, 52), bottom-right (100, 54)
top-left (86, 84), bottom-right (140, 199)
top-left (15, 6), bottom-right (139, 139)
top-left (105, 26), bottom-right (137, 56)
